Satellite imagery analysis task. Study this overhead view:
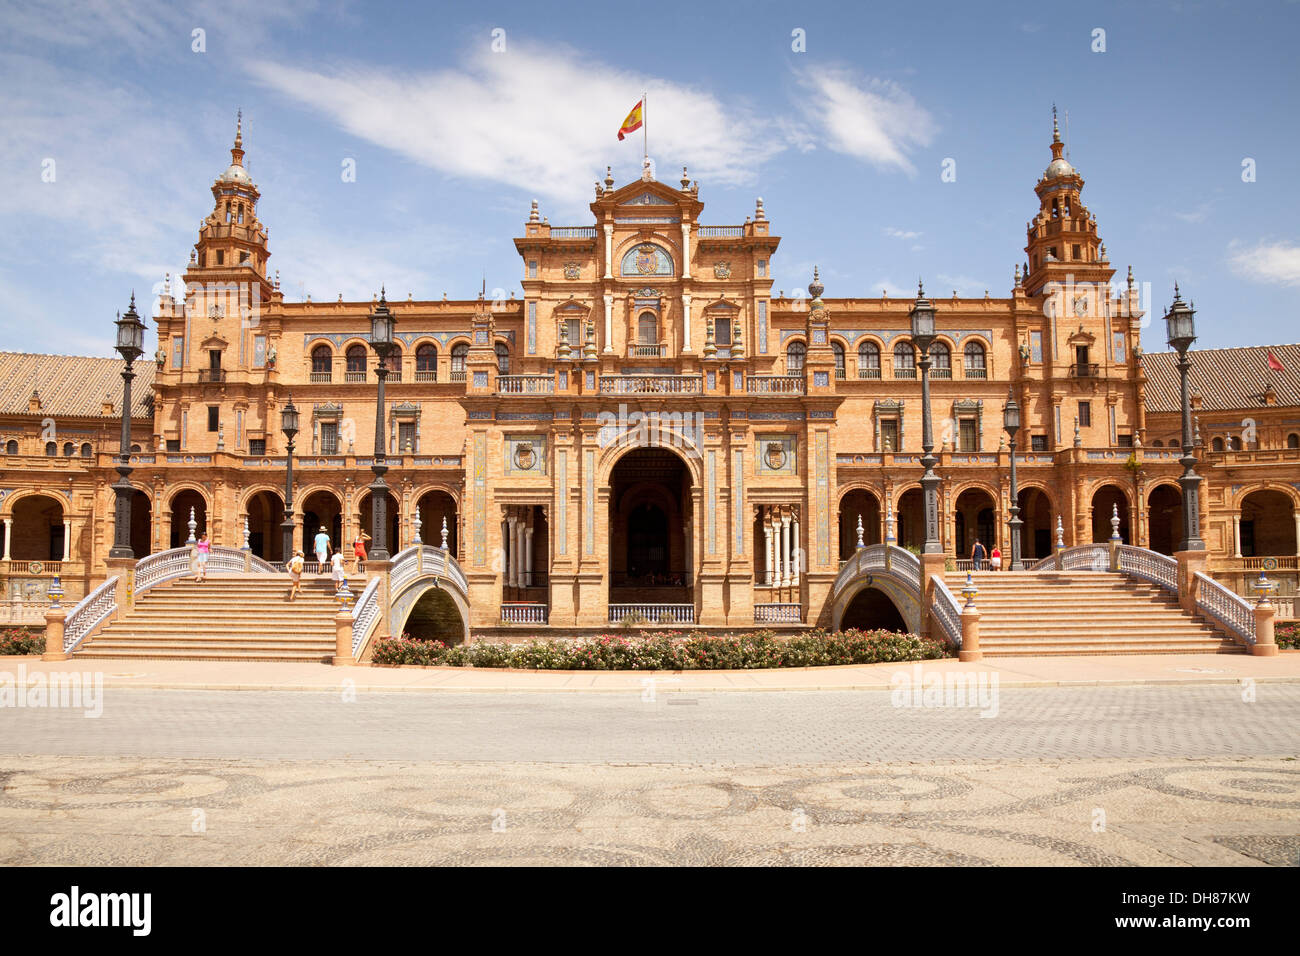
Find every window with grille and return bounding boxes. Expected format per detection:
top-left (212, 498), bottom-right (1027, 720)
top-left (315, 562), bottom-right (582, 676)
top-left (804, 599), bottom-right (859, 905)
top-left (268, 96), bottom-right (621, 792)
top-left (320, 421), bottom-right (339, 455)
top-left (1031, 435), bottom-right (1048, 452)
top-left (786, 341), bottom-right (806, 374)
top-left (249, 438), bottom-right (266, 455)
top-left (1078, 401), bottom-right (1092, 428)
top-left (880, 419), bottom-right (899, 453)
top-left (893, 343), bottom-right (916, 377)
top-left (397, 422), bottom-right (416, 453)
top-left (958, 418), bottom-right (977, 452)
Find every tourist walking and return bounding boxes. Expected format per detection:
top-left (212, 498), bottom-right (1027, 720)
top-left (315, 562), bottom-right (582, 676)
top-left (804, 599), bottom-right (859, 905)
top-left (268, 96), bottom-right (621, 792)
top-left (330, 549), bottom-right (346, 591)
top-left (971, 538), bottom-right (986, 572)
top-left (989, 545), bottom-right (1003, 571)
top-left (353, 531), bottom-right (369, 573)
top-left (194, 532), bottom-right (210, 582)
top-left (313, 527), bottom-right (331, 572)
top-left (287, 549), bottom-right (305, 601)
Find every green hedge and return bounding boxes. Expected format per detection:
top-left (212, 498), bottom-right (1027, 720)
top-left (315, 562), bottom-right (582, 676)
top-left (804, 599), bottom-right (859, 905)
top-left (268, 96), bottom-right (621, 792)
top-left (0, 627), bottom-right (46, 656)
top-left (372, 628), bottom-right (950, 669)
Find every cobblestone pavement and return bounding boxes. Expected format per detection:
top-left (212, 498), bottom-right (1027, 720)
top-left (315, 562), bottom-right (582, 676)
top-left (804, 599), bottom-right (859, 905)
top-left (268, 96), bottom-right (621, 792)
top-left (0, 755), bottom-right (1297, 865)
top-left (0, 685), bottom-right (1297, 762)
top-left (1, 686), bottom-right (1296, 865)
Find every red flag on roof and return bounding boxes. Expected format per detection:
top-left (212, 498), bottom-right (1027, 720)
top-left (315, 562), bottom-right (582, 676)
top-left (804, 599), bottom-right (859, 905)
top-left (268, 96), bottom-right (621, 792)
top-left (1267, 350), bottom-right (1285, 372)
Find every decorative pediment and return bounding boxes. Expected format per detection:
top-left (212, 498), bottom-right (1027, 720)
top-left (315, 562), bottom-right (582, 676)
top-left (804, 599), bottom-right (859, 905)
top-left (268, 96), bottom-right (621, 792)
top-left (622, 191), bottom-right (674, 206)
top-left (390, 402), bottom-right (421, 418)
top-left (1067, 325), bottom-right (1096, 346)
top-left (200, 334), bottom-right (229, 350)
top-left (312, 402), bottom-right (343, 421)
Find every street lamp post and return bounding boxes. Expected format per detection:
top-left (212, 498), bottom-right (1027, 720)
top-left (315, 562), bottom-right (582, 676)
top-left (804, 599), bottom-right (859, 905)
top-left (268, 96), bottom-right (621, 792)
top-left (280, 393), bottom-right (299, 561)
top-left (910, 281), bottom-right (942, 554)
top-left (1165, 284), bottom-right (1205, 551)
top-left (1003, 386), bottom-right (1025, 570)
top-left (368, 289), bottom-right (396, 561)
top-left (108, 295), bottom-right (144, 559)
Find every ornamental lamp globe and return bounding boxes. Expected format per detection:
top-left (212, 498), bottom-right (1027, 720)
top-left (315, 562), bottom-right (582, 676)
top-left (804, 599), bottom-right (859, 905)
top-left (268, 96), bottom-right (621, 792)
top-left (1164, 286), bottom-right (1196, 352)
top-left (909, 282), bottom-right (936, 351)
top-left (370, 292), bottom-right (395, 352)
top-left (115, 301), bottom-right (145, 363)
top-left (1002, 387), bottom-right (1021, 434)
top-left (280, 393), bottom-right (299, 441)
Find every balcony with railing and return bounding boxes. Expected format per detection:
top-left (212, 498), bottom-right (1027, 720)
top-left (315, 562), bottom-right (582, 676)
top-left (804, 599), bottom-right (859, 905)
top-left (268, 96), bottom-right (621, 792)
top-left (414, 368), bottom-right (437, 382)
top-left (698, 225), bottom-right (744, 238)
top-left (857, 366), bottom-right (882, 380)
top-left (1070, 363), bottom-right (1100, 378)
top-left (344, 370), bottom-right (366, 383)
top-left (601, 375), bottom-right (702, 394)
top-left (894, 367), bottom-right (917, 379)
top-left (499, 374), bottom-right (555, 394)
top-left (309, 370), bottom-right (332, 383)
top-left (747, 375), bottom-right (804, 395)
top-left (501, 603), bottom-right (548, 624)
top-left (450, 369), bottom-right (466, 382)
top-left (549, 226), bottom-right (597, 239)
top-left (628, 343), bottom-right (667, 358)
top-left (931, 366), bottom-right (952, 379)
top-left (964, 365), bottom-right (988, 379)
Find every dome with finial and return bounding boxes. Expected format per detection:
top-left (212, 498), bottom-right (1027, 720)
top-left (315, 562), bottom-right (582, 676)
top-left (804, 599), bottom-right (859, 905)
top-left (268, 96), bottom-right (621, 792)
top-left (220, 110), bottom-right (253, 183)
top-left (1043, 105), bottom-right (1076, 179)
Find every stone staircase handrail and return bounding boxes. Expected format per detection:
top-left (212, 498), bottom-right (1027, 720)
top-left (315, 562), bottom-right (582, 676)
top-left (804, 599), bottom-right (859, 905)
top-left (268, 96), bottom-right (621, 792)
top-left (1192, 571), bottom-right (1256, 646)
top-left (134, 545), bottom-right (278, 596)
top-left (63, 576), bottom-right (119, 654)
top-left (350, 576), bottom-right (383, 658)
top-left (389, 545), bottom-right (469, 597)
top-left (929, 577), bottom-right (962, 648)
top-left (1028, 544), bottom-right (1109, 572)
top-left (832, 543), bottom-right (921, 601)
top-left (1116, 545), bottom-right (1178, 594)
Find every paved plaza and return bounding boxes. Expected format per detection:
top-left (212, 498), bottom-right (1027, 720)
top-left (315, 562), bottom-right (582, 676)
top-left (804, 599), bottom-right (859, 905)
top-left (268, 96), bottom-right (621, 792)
top-left (0, 681), bottom-right (1297, 865)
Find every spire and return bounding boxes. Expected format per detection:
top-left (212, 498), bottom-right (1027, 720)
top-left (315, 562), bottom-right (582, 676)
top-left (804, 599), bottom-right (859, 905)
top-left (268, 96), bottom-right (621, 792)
top-left (1052, 103), bottom-right (1060, 144)
top-left (230, 109), bottom-right (245, 167)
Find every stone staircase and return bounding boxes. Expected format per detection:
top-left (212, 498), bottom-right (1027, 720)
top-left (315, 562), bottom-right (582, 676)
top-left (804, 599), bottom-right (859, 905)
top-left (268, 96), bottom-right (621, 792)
top-left (77, 574), bottom-right (364, 662)
top-left (943, 571), bottom-right (1244, 656)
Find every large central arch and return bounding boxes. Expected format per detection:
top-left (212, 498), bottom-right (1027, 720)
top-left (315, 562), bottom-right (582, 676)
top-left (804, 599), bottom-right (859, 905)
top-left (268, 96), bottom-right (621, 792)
top-left (606, 444), bottom-right (696, 607)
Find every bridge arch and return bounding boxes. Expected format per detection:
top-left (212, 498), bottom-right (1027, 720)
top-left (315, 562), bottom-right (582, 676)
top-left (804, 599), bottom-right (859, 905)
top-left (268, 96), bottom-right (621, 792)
top-left (829, 544), bottom-right (922, 633)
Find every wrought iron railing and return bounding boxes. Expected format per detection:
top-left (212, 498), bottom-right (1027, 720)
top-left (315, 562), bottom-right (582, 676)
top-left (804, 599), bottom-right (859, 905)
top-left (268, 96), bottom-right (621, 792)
top-left (1193, 571), bottom-right (1255, 645)
top-left (63, 576), bottom-right (118, 654)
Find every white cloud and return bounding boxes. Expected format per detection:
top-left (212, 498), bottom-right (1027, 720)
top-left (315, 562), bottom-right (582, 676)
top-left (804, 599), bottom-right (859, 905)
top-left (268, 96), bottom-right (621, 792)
top-left (1228, 240), bottom-right (1300, 286)
top-left (792, 65), bottom-right (936, 173)
top-left (868, 278), bottom-right (916, 298)
top-left (936, 273), bottom-right (989, 296)
top-left (884, 226), bottom-right (922, 239)
top-left (248, 45), bottom-right (785, 212)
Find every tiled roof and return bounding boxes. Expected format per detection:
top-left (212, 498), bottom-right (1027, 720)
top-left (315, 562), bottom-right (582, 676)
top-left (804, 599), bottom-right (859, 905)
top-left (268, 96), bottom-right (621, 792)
top-left (1143, 343), bottom-right (1300, 413)
top-left (0, 352), bottom-right (155, 419)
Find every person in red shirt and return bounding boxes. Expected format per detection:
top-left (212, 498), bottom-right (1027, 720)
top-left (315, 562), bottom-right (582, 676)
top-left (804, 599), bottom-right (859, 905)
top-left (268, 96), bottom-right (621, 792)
top-left (990, 546), bottom-right (1003, 571)
top-left (353, 532), bottom-right (370, 573)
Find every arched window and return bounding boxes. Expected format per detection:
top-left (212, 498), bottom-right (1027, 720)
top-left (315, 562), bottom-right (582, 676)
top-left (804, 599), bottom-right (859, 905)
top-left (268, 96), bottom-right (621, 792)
top-left (416, 343), bottom-right (437, 381)
top-left (1228, 436), bottom-right (1242, 451)
top-left (1152, 440), bottom-right (1163, 448)
top-left (130, 443), bottom-right (141, 453)
top-left (786, 341), bottom-right (806, 374)
top-left (4, 439), bottom-right (15, 454)
top-left (451, 343), bottom-right (469, 380)
top-left (311, 345), bottom-right (333, 380)
top-left (858, 341), bottom-right (881, 379)
top-left (893, 343), bottom-right (916, 378)
top-left (964, 341), bottom-right (987, 378)
top-left (832, 342), bottom-right (845, 379)
top-left (345, 344), bottom-right (367, 380)
top-left (1289, 433), bottom-right (1300, 449)
top-left (387, 345), bottom-right (402, 381)
top-left (638, 311), bottom-right (658, 345)
top-left (44, 441), bottom-right (56, 457)
top-left (495, 342), bottom-right (511, 376)
top-left (80, 442), bottom-right (92, 458)
top-left (1211, 437), bottom-right (1224, 452)
top-left (63, 442), bottom-right (75, 457)
top-left (931, 342), bottom-right (951, 378)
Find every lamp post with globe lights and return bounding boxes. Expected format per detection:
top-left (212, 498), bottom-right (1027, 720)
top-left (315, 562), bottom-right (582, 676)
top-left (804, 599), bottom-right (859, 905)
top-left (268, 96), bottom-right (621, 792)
top-left (280, 393), bottom-right (299, 561)
top-left (368, 289), bottom-right (396, 561)
top-left (1165, 285), bottom-right (1205, 552)
top-left (108, 295), bottom-right (145, 559)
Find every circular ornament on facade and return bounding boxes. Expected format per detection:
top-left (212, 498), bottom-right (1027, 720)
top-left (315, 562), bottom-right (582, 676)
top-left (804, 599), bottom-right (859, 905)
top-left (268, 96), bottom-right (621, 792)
top-left (28, 561), bottom-right (44, 575)
top-left (563, 262), bottom-right (581, 280)
top-left (513, 443), bottom-right (536, 471)
top-left (1263, 557), bottom-right (1279, 571)
top-left (714, 261), bottom-right (731, 280)
top-left (765, 442), bottom-right (787, 471)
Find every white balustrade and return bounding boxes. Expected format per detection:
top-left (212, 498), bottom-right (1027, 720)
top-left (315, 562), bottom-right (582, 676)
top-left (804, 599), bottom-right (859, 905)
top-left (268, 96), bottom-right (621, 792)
top-left (753, 603), bottom-right (801, 624)
top-left (599, 375), bottom-right (702, 394)
top-left (747, 376), bottom-right (805, 395)
top-left (63, 576), bottom-right (118, 653)
top-left (608, 604), bottom-right (695, 625)
top-left (1193, 571), bottom-right (1256, 645)
top-left (501, 603), bottom-right (548, 624)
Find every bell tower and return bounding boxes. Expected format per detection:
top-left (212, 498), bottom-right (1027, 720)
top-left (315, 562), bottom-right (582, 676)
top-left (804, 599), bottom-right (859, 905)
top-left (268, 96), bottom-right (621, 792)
top-left (1022, 107), bottom-right (1111, 296)
top-left (188, 112), bottom-right (272, 290)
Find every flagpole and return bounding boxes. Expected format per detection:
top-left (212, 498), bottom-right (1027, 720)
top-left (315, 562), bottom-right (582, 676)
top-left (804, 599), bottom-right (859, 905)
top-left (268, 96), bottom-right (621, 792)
top-left (643, 90), bottom-right (647, 163)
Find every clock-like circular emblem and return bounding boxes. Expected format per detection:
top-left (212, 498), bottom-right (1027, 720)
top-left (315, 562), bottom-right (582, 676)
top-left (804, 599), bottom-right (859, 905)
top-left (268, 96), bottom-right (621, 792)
top-left (513, 442), bottom-right (536, 471)
top-left (1263, 557), bottom-right (1279, 571)
top-left (765, 442), bottom-right (787, 470)
top-left (634, 244), bottom-right (659, 275)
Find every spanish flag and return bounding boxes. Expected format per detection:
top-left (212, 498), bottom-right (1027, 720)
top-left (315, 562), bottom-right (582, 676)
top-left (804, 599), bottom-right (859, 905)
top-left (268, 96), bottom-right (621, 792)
top-left (617, 99), bottom-right (644, 141)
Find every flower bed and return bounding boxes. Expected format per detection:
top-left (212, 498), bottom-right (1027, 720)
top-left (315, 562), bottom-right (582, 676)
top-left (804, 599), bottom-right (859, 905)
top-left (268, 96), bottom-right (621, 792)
top-left (372, 629), bottom-right (950, 669)
top-left (1277, 622), bottom-right (1299, 651)
top-left (0, 627), bottom-right (46, 656)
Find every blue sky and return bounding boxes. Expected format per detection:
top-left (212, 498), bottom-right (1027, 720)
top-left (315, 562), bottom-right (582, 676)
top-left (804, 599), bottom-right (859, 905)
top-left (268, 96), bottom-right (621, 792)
top-left (2, 0), bottom-right (1297, 355)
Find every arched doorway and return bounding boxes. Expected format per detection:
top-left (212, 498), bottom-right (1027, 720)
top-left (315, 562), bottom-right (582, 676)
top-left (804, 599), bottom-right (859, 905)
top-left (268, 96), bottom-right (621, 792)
top-left (954, 488), bottom-right (996, 560)
top-left (841, 587), bottom-right (907, 632)
top-left (301, 490), bottom-right (343, 556)
top-left (1240, 490), bottom-right (1297, 556)
top-left (402, 588), bottom-right (467, 645)
top-left (9, 494), bottom-right (65, 560)
top-left (1147, 484), bottom-right (1183, 556)
top-left (357, 489), bottom-right (399, 554)
top-left (838, 489), bottom-right (882, 560)
top-left (416, 489), bottom-right (458, 554)
top-left (609, 447), bottom-right (693, 605)
top-left (246, 490), bottom-right (286, 561)
top-left (895, 488), bottom-right (924, 551)
top-left (128, 490), bottom-right (152, 558)
top-left (1017, 487), bottom-right (1053, 560)
top-left (1091, 485), bottom-right (1130, 543)
top-left (169, 490), bottom-right (207, 548)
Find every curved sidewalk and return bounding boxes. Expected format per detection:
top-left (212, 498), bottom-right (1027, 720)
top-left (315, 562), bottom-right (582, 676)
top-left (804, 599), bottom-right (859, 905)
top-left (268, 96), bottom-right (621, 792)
top-left (2, 652), bottom-right (1298, 693)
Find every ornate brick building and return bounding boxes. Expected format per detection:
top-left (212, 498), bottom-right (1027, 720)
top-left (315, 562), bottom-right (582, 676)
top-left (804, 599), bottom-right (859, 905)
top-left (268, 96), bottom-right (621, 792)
top-left (2, 115), bottom-right (1297, 632)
